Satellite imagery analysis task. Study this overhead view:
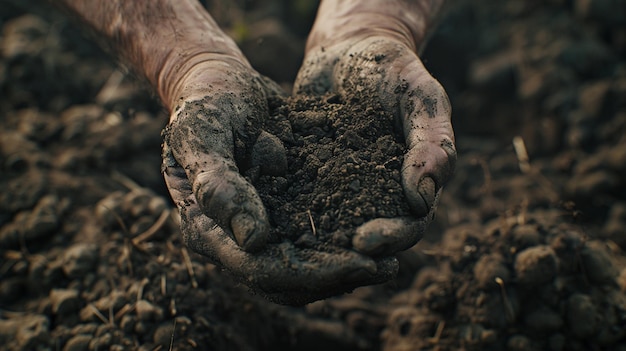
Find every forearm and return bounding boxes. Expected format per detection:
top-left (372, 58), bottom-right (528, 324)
top-left (53, 0), bottom-right (249, 110)
top-left (306, 0), bottom-right (445, 53)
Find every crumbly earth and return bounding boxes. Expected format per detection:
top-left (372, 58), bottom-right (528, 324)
top-left (256, 93), bottom-right (410, 248)
top-left (1, 0), bottom-right (625, 351)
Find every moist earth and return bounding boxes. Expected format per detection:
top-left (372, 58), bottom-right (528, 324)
top-left (1, 0), bottom-right (625, 351)
top-left (256, 93), bottom-right (410, 248)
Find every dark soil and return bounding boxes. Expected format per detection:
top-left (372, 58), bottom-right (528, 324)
top-left (1, 0), bottom-right (625, 350)
top-left (257, 93), bottom-right (409, 248)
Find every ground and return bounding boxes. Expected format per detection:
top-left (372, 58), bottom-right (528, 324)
top-left (0, 0), bottom-right (625, 350)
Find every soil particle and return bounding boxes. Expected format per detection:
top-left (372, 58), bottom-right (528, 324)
top-left (61, 243), bottom-right (99, 279)
top-left (514, 245), bottom-right (559, 285)
top-left (0, 314), bottom-right (50, 351)
top-left (50, 288), bottom-right (81, 317)
top-left (566, 293), bottom-right (598, 338)
top-left (473, 253), bottom-right (510, 289)
top-left (580, 241), bottom-right (619, 284)
top-left (135, 299), bottom-right (164, 322)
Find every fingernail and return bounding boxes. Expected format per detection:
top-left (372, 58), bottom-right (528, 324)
top-left (231, 213), bottom-right (262, 251)
top-left (416, 177), bottom-right (436, 216)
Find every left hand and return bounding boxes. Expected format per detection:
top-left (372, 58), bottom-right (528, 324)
top-left (294, 35), bottom-right (456, 256)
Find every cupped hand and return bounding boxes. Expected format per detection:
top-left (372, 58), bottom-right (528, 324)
top-left (294, 36), bottom-right (457, 257)
top-left (162, 59), bottom-right (397, 304)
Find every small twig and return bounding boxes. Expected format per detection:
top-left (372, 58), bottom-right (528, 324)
top-left (122, 239), bottom-right (134, 276)
top-left (169, 319), bottom-right (177, 351)
top-left (114, 303), bottom-right (135, 321)
top-left (517, 197), bottom-right (529, 226)
top-left (428, 320), bottom-right (446, 344)
top-left (170, 298), bottom-right (177, 316)
top-left (186, 339), bottom-right (198, 348)
top-left (4, 250), bottom-right (23, 260)
top-left (495, 277), bottom-right (515, 323)
top-left (421, 249), bottom-right (454, 258)
top-left (512, 136), bottom-right (531, 174)
top-left (132, 209), bottom-right (171, 246)
top-left (96, 70), bottom-right (125, 102)
top-left (306, 209), bottom-right (317, 237)
top-left (88, 304), bottom-right (110, 325)
top-left (137, 278), bottom-right (149, 301)
top-left (161, 274), bottom-right (167, 296)
top-left (181, 247), bottom-right (198, 288)
top-left (102, 205), bottom-right (131, 238)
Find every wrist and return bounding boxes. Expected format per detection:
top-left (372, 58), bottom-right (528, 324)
top-left (55, 0), bottom-right (250, 112)
top-left (306, 0), bottom-right (444, 54)
top-left (159, 52), bottom-right (250, 113)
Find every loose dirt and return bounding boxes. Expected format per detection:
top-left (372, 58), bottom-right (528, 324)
top-left (1, 0), bottom-right (625, 350)
top-left (256, 93), bottom-right (409, 248)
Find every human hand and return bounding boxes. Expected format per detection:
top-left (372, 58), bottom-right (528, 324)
top-left (162, 59), bottom-right (397, 304)
top-left (294, 36), bottom-right (456, 256)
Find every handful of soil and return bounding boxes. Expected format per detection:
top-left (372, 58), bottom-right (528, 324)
top-left (252, 92), bottom-right (412, 249)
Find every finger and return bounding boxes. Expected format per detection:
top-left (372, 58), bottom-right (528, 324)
top-left (293, 45), bottom-right (347, 96)
top-left (398, 63), bottom-right (456, 217)
top-left (352, 216), bottom-right (432, 256)
top-left (163, 99), bottom-right (268, 252)
top-left (176, 195), bottom-right (398, 305)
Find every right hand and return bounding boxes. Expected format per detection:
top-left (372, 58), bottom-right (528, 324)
top-left (161, 58), bottom-right (397, 304)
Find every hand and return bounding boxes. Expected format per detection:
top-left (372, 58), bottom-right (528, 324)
top-left (294, 36), bottom-right (456, 256)
top-left (162, 59), bottom-right (397, 304)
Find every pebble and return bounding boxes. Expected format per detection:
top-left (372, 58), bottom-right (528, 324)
top-left (511, 224), bottom-right (541, 249)
top-left (153, 322), bottom-right (176, 347)
top-left (251, 130), bottom-right (288, 176)
top-left (50, 288), bottom-right (81, 317)
top-left (473, 253), bottom-right (510, 289)
top-left (1, 15), bottom-right (51, 59)
top-left (580, 242), bottom-right (618, 285)
top-left (120, 315), bottom-right (136, 333)
top-left (94, 191), bottom-right (125, 226)
top-left (514, 245), bottom-right (559, 285)
top-left (566, 293), bottom-right (597, 338)
top-left (135, 299), bottom-right (164, 322)
top-left (62, 243), bottom-right (99, 279)
top-left (15, 314), bottom-right (50, 350)
top-left (0, 277), bottom-right (26, 304)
